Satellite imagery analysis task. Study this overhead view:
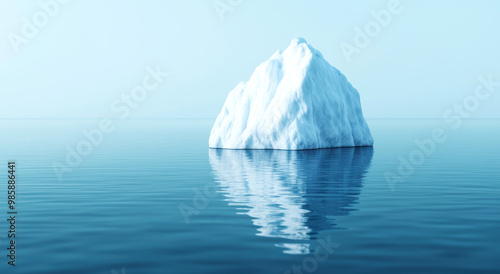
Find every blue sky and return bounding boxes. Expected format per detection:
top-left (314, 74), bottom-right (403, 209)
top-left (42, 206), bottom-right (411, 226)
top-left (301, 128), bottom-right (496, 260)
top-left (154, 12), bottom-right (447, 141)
top-left (1, 0), bottom-right (499, 119)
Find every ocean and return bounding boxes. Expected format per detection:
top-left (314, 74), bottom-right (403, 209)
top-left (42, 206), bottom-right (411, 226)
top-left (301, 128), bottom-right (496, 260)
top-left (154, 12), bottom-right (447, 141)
top-left (0, 119), bottom-right (498, 274)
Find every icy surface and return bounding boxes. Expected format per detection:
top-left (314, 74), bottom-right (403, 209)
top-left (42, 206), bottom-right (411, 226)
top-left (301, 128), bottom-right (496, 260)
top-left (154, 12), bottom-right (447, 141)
top-left (209, 38), bottom-right (373, 150)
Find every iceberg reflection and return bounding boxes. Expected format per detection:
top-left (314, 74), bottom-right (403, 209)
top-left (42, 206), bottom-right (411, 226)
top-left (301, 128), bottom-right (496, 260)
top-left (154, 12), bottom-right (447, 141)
top-left (209, 147), bottom-right (374, 254)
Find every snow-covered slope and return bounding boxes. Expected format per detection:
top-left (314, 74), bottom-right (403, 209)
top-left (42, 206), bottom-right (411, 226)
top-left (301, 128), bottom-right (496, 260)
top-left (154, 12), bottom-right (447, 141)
top-left (209, 38), bottom-right (373, 150)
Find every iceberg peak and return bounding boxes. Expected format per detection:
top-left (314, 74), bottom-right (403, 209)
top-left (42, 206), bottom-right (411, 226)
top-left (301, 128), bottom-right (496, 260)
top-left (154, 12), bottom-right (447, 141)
top-left (209, 38), bottom-right (373, 150)
top-left (292, 37), bottom-right (308, 45)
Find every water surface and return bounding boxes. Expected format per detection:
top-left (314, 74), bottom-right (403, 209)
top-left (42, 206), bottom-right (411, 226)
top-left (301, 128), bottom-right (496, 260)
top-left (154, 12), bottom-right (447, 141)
top-left (0, 119), bottom-right (498, 273)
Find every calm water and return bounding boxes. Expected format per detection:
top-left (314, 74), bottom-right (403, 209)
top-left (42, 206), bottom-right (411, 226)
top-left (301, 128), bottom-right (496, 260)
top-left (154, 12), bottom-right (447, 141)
top-left (0, 119), bottom-right (499, 274)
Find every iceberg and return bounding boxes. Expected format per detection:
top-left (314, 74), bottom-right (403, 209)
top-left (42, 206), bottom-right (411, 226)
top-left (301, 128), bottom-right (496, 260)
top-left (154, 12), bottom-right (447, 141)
top-left (209, 38), bottom-right (373, 150)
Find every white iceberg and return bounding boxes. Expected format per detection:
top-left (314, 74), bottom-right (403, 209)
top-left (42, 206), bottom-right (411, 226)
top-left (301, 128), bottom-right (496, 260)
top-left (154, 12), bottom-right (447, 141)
top-left (209, 38), bottom-right (373, 150)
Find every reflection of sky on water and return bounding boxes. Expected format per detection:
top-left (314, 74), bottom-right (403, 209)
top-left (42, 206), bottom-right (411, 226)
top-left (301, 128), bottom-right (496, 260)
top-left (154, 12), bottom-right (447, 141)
top-left (209, 147), bottom-right (373, 254)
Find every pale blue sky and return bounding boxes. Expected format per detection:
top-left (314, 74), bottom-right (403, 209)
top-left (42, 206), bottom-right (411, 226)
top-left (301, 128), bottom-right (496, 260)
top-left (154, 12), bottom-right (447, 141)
top-left (1, 0), bottom-right (499, 119)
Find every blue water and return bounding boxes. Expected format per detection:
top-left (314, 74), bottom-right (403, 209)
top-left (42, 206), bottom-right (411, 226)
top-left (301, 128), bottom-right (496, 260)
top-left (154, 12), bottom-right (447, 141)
top-left (0, 119), bottom-right (499, 274)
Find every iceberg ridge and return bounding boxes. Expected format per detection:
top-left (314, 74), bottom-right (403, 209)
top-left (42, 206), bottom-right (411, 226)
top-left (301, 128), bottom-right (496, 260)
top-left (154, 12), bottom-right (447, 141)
top-left (209, 38), bottom-right (373, 150)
